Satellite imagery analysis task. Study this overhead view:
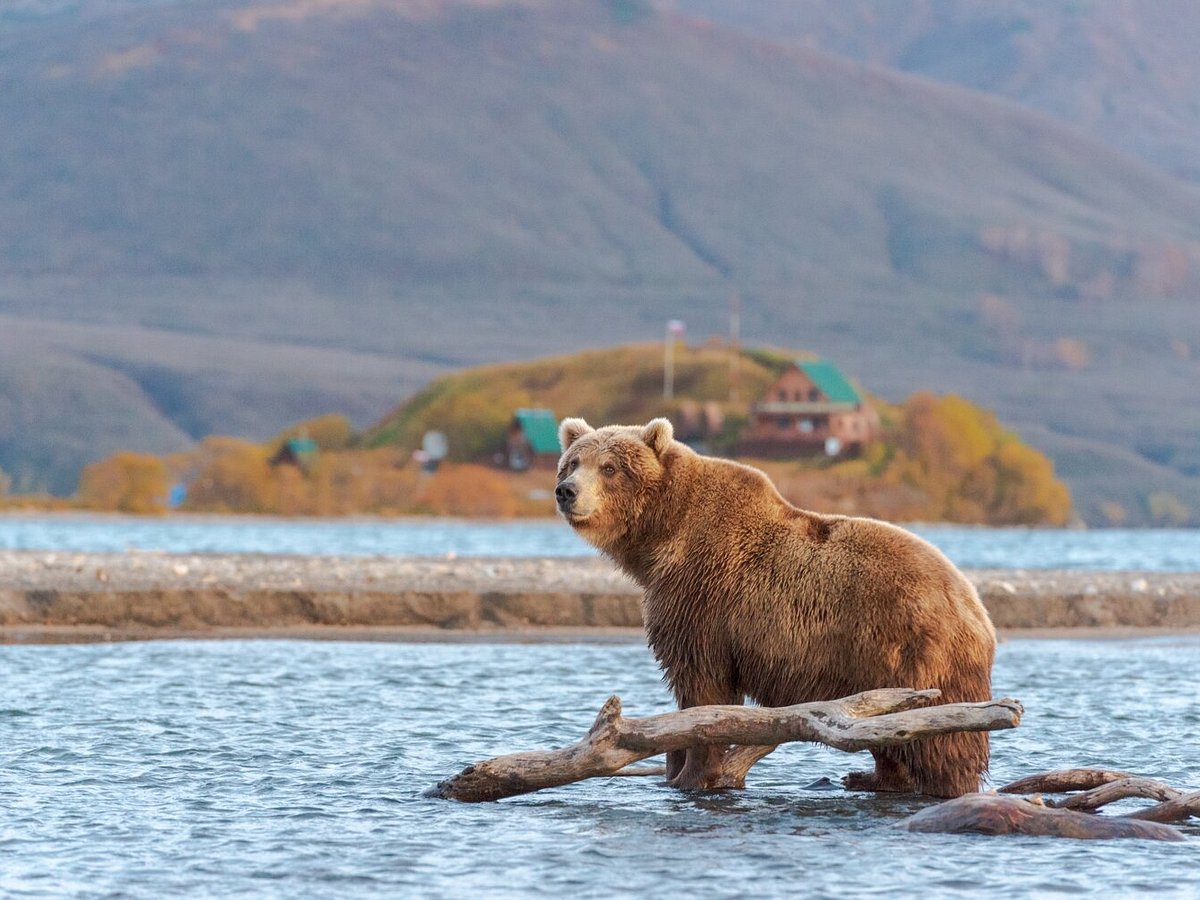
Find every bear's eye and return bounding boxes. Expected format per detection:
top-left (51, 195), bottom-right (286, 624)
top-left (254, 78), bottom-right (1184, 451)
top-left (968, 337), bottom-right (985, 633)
top-left (600, 463), bottom-right (617, 477)
top-left (569, 458), bottom-right (579, 472)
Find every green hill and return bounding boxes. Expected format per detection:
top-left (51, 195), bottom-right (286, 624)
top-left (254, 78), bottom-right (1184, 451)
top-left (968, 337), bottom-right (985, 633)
top-left (365, 343), bottom-right (789, 460)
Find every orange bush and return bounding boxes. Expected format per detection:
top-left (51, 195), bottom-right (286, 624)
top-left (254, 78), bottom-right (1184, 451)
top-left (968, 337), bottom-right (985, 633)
top-left (183, 437), bottom-right (274, 513)
top-left (416, 463), bottom-right (519, 518)
top-left (883, 393), bottom-right (1071, 524)
top-left (77, 452), bottom-right (170, 513)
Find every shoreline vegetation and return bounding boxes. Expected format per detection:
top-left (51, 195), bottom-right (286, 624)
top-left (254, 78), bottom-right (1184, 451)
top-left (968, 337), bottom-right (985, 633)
top-left (2, 552), bottom-right (1198, 646)
top-left (5, 344), bottom-right (1076, 526)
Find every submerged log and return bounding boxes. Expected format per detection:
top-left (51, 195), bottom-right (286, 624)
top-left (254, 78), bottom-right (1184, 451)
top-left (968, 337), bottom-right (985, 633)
top-left (430, 688), bottom-right (1023, 802)
top-left (904, 767), bottom-right (1199, 840)
top-left (903, 794), bottom-right (1187, 841)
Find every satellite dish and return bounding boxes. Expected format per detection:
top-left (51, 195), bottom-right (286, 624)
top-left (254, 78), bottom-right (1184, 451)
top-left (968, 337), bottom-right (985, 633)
top-left (422, 430), bottom-right (448, 461)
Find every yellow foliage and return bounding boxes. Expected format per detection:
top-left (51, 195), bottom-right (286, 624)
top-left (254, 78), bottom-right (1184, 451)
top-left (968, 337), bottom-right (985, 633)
top-left (184, 438), bottom-right (274, 513)
top-left (898, 393), bottom-right (996, 481)
top-left (417, 464), bottom-right (518, 518)
top-left (882, 393), bottom-right (1071, 524)
top-left (990, 440), bottom-right (1072, 525)
top-left (77, 452), bottom-right (170, 514)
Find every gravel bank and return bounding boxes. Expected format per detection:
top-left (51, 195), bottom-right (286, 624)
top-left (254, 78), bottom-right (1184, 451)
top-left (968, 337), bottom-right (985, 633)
top-left (1, 551), bottom-right (1198, 644)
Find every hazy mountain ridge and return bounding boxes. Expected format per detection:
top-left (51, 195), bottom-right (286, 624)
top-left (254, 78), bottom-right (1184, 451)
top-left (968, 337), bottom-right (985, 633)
top-left (0, 0), bottom-right (1197, 523)
top-left (666, 0), bottom-right (1200, 182)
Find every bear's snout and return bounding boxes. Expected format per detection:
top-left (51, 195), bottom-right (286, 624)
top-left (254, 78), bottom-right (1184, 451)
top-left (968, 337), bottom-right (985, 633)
top-left (554, 481), bottom-right (578, 511)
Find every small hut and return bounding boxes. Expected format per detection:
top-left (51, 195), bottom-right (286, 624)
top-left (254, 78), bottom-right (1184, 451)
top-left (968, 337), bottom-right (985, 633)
top-left (503, 408), bottom-right (561, 471)
top-left (269, 437), bottom-right (319, 472)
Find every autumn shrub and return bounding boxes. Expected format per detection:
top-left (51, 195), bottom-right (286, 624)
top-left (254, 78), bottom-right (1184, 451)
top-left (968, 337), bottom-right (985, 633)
top-left (183, 437), bottom-right (274, 513)
top-left (77, 452), bottom-right (170, 513)
top-left (417, 463), bottom-right (518, 517)
top-left (271, 464), bottom-right (313, 516)
top-left (988, 440), bottom-right (1072, 525)
top-left (884, 392), bottom-right (1071, 524)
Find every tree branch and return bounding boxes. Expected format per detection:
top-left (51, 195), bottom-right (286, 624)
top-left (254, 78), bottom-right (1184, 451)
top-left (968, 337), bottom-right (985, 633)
top-left (430, 688), bottom-right (1023, 803)
top-left (1051, 776), bottom-right (1180, 812)
top-left (998, 768), bottom-right (1134, 795)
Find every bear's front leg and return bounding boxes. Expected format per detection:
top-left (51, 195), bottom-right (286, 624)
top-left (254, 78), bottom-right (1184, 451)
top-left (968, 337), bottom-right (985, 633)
top-left (666, 681), bottom-right (741, 790)
top-left (665, 749), bottom-right (687, 783)
top-left (669, 743), bottom-right (730, 790)
top-left (844, 748), bottom-right (916, 793)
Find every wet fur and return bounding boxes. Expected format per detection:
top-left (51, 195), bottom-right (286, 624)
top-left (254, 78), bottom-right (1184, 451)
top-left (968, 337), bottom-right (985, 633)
top-left (557, 418), bottom-right (996, 798)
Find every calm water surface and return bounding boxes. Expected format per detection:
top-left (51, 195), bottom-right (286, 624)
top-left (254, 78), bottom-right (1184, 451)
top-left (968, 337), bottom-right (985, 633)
top-left (1, 639), bottom-right (1197, 897)
top-left (1, 515), bottom-right (1198, 570)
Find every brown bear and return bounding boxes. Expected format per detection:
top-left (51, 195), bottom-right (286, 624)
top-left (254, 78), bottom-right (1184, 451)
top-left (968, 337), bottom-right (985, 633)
top-left (555, 416), bottom-right (995, 798)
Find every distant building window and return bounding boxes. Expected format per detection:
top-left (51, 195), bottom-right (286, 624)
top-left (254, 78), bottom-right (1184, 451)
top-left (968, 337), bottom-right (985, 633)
top-left (809, 389), bottom-right (820, 401)
top-left (777, 416), bottom-right (790, 429)
top-left (798, 419), bottom-right (813, 433)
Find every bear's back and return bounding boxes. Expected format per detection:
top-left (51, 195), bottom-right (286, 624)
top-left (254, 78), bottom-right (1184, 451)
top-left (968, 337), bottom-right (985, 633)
top-left (710, 509), bottom-right (993, 707)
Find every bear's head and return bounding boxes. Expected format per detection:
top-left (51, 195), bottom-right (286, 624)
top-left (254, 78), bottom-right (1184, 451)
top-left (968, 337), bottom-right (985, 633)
top-left (555, 417), bottom-right (676, 550)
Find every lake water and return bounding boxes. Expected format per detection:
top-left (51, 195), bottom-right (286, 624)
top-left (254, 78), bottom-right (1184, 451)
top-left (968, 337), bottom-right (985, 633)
top-left (1, 637), bottom-right (1197, 897)
top-left (0, 514), bottom-right (1198, 570)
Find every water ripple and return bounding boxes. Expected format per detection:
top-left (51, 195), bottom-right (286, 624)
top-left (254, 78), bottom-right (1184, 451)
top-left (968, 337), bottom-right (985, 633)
top-left (0, 638), bottom-right (1197, 896)
top-left (1, 516), bottom-right (1199, 569)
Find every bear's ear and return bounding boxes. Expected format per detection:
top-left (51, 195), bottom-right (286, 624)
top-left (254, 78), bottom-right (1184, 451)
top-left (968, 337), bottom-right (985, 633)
top-left (640, 418), bottom-right (674, 455)
top-left (558, 417), bottom-right (594, 451)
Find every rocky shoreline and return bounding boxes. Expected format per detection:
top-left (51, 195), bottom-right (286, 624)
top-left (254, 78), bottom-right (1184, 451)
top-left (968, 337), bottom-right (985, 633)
top-left (1, 551), bottom-right (1199, 644)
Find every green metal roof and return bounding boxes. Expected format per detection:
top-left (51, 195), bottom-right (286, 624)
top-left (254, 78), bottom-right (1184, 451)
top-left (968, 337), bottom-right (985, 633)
top-left (797, 360), bottom-right (862, 405)
top-left (286, 437), bottom-right (318, 455)
top-left (515, 408), bottom-right (560, 454)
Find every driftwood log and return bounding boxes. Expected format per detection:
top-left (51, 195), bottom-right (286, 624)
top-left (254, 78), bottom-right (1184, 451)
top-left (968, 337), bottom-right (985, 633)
top-left (999, 768), bottom-right (1200, 823)
top-left (903, 793), bottom-right (1187, 841)
top-left (430, 688), bottom-right (1023, 802)
top-left (903, 768), bottom-right (1200, 840)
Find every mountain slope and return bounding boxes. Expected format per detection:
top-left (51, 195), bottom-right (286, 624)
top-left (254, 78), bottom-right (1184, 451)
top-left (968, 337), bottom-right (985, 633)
top-left (0, 0), bottom-right (1197, 522)
top-left (5, 0), bottom-right (1200, 279)
top-left (667, 0), bottom-right (1200, 182)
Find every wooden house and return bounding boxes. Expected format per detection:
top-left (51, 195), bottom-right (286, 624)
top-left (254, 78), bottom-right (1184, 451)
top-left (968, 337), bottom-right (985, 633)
top-left (740, 360), bottom-right (880, 458)
top-left (268, 436), bottom-right (319, 472)
top-left (502, 408), bottom-right (561, 470)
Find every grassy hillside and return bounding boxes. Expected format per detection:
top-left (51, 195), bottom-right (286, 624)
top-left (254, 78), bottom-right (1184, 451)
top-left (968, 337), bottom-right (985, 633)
top-left (364, 343), bottom-right (788, 460)
top-left (0, 0), bottom-right (1196, 522)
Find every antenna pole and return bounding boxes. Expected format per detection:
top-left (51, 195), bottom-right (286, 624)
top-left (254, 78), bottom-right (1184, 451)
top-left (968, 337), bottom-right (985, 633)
top-left (664, 320), bottom-right (685, 400)
top-left (729, 293), bottom-right (741, 403)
